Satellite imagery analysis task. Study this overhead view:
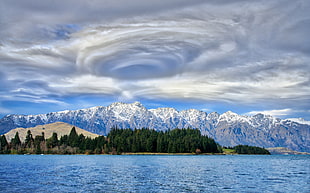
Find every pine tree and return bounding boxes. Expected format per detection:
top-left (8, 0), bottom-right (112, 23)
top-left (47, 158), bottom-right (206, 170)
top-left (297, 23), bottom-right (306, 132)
top-left (35, 143), bottom-right (42, 154)
top-left (60, 135), bottom-right (68, 146)
top-left (25, 130), bottom-right (34, 148)
top-left (47, 132), bottom-right (59, 148)
top-left (0, 135), bottom-right (9, 153)
top-left (11, 132), bottom-right (21, 148)
top-left (78, 134), bottom-right (86, 151)
top-left (68, 127), bottom-right (79, 147)
top-left (85, 137), bottom-right (95, 152)
top-left (34, 133), bottom-right (46, 154)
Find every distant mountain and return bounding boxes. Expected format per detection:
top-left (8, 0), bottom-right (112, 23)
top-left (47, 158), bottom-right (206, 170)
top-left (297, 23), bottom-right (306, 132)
top-left (266, 147), bottom-right (310, 155)
top-left (4, 122), bottom-right (99, 142)
top-left (0, 102), bottom-right (309, 152)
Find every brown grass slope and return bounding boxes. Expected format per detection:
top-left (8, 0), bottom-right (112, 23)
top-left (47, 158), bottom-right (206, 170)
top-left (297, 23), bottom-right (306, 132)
top-left (4, 122), bottom-right (99, 142)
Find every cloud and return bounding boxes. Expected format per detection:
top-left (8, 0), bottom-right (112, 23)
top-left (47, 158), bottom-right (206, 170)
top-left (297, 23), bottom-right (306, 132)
top-left (0, 0), bottom-right (208, 43)
top-left (0, 0), bottom-right (309, 119)
top-left (74, 21), bottom-right (205, 80)
top-left (245, 109), bottom-right (294, 117)
top-left (286, 118), bottom-right (310, 125)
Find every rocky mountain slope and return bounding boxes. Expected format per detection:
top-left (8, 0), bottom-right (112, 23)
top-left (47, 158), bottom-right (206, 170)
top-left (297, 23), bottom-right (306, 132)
top-left (0, 102), bottom-right (309, 152)
top-left (4, 122), bottom-right (99, 142)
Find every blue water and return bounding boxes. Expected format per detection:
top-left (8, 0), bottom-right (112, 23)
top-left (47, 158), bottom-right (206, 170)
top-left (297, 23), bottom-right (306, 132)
top-left (0, 155), bottom-right (309, 193)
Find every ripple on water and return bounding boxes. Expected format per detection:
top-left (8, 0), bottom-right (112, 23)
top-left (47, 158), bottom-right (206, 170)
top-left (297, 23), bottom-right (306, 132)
top-left (0, 155), bottom-right (309, 192)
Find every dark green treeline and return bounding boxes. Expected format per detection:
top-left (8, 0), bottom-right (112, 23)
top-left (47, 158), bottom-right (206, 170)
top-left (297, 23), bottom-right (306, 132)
top-left (233, 145), bottom-right (270, 155)
top-left (0, 127), bottom-right (221, 154)
top-left (108, 128), bottom-right (221, 154)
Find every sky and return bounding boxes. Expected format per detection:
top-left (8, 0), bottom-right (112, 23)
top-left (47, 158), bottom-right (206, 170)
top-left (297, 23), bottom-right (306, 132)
top-left (0, 0), bottom-right (309, 120)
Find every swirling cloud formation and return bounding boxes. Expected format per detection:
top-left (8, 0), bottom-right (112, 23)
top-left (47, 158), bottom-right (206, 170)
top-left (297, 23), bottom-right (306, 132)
top-left (0, 0), bottom-right (309, 119)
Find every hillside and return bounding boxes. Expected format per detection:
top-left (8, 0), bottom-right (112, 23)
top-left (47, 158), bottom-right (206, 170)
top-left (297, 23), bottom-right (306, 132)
top-left (4, 122), bottom-right (99, 142)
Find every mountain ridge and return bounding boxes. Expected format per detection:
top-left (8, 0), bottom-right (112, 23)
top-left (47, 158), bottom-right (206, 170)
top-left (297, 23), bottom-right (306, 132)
top-left (0, 102), bottom-right (309, 152)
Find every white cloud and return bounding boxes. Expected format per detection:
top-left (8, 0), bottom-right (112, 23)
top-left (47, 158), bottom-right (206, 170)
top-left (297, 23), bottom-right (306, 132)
top-left (0, 0), bottom-right (309, 119)
top-left (61, 75), bottom-right (121, 95)
top-left (286, 118), bottom-right (310, 125)
top-left (246, 109), bottom-right (294, 117)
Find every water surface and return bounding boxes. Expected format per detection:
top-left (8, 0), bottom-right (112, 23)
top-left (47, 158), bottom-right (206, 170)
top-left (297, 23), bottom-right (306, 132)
top-left (0, 155), bottom-right (309, 192)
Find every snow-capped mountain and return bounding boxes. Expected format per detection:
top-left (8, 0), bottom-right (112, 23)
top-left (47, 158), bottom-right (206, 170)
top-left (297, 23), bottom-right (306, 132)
top-left (0, 102), bottom-right (309, 152)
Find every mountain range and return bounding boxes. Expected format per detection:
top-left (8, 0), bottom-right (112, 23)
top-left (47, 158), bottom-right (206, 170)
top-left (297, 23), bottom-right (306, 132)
top-left (0, 102), bottom-right (309, 152)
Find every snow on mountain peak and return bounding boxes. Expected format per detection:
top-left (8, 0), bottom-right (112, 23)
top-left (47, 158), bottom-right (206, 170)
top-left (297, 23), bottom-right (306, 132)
top-left (132, 101), bottom-right (143, 107)
top-left (109, 102), bottom-right (127, 107)
top-left (59, 110), bottom-right (70, 114)
top-left (208, 112), bottom-right (220, 118)
top-left (219, 111), bottom-right (240, 122)
top-left (108, 101), bottom-right (145, 109)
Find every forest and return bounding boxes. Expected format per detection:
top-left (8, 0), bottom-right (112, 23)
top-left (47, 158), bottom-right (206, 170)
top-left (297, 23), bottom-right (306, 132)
top-left (0, 127), bottom-right (269, 155)
top-left (233, 145), bottom-right (271, 154)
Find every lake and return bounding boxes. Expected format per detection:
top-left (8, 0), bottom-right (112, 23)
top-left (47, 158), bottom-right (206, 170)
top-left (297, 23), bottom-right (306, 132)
top-left (0, 155), bottom-right (309, 192)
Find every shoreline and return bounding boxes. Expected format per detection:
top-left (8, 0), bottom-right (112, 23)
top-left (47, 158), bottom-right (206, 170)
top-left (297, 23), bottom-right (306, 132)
top-left (2, 152), bottom-right (309, 155)
top-left (121, 152), bottom-right (226, 155)
top-left (0, 152), bottom-right (245, 156)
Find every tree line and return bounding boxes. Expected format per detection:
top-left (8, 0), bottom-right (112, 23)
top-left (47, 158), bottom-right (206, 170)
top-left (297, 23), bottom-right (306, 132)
top-left (0, 127), bottom-right (222, 154)
top-left (0, 127), bottom-right (270, 155)
top-left (222, 145), bottom-right (270, 155)
top-left (0, 127), bottom-right (107, 154)
top-left (233, 145), bottom-right (270, 154)
top-left (108, 128), bottom-right (221, 154)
